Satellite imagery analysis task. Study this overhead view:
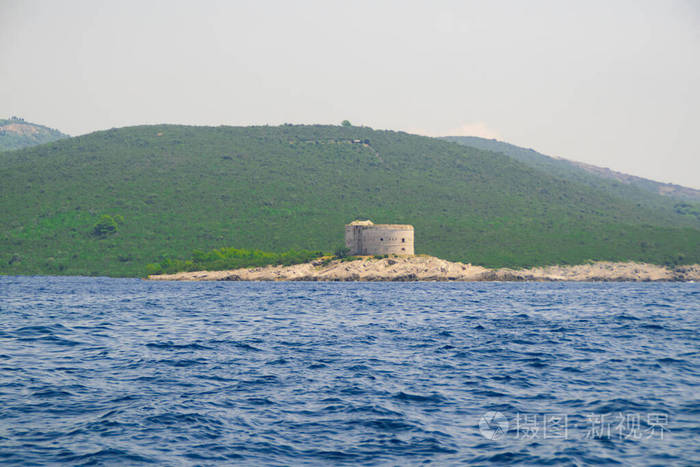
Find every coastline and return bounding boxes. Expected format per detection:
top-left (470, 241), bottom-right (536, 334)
top-left (147, 255), bottom-right (700, 282)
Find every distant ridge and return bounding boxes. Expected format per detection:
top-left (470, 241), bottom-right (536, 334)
top-left (442, 136), bottom-right (700, 202)
top-left (0, 117), bottom-right (68, 151)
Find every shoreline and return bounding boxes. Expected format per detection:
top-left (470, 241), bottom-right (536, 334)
top-left (147, 255), bottom-right (700, 282)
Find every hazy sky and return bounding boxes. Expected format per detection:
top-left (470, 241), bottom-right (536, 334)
top-left (2, 0), bottom-right (699, 188)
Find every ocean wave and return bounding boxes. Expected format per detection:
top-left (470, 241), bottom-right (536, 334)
top-left (1, 277), bottom-right (698, 465)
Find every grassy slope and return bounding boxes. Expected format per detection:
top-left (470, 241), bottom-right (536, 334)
top-left (0, 118), bottom-right (68, 151)
top-left (1, 124), bottom-right (699, 277)
top-left (442, 136), bottom-right (700, 204)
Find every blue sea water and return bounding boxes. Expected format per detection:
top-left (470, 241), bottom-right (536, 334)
top-left (0, 277), bottom-right (698, 466)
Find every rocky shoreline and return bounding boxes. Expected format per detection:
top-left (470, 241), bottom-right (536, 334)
top-left (148, 255), bottom-right (700, 282)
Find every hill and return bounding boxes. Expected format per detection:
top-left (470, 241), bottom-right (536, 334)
top-left (0, 117), bottom-right (69, 151)
top-left (1, 124), bottom-right (699, 277)
top-left (442, 136), bottom-right (700, 202)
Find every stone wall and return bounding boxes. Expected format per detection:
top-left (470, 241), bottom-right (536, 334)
top-left (345, 223), bottom-right (414, 255)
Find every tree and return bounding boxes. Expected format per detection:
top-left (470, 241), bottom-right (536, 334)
top-left (341, 120), bottom-right (351, 127)
top-left (334, 246), bottom-right (351, 258)
top-left (92, 214), bottom-right (119, 237)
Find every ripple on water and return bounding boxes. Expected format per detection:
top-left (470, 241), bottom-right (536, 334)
top-left (0, 277), bottom-right (698, 465)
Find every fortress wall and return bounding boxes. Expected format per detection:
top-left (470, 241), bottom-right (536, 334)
top-left (345, 225), bottom-right (414, 255)
top-left (345, 225), bottom-right (364, 255)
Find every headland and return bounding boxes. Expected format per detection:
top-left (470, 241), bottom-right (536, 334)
top-left (148, 255), bottom-right (700, 282)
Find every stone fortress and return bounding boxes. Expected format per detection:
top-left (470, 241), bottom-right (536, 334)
top-left (345, 220), bottom-right (414, 255)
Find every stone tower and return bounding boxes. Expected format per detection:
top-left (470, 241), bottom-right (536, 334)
top-left (344, 220), bottom-right (414, 255)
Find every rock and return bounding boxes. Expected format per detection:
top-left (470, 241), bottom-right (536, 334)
top-left (147, 256), bottom-right (700, 282)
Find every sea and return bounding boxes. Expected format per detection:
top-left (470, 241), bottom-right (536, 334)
top-left (0, 276), bottom-right (698, 466)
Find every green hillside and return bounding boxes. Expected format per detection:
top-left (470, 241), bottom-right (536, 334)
top-left (443, 136), bottom-right (700, 203)
top-left (1, 124), bottom-right (699, 277)
top-left (0, 117), bottom-right (68, 151)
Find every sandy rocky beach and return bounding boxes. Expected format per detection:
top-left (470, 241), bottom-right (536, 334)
top-left (148, 255), bottom-right (700, 282)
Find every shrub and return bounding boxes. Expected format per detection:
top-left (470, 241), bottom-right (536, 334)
top-left (146, 247), bottom-right (325, 275)
top-left (334, 246), bottom-right (351, 258)
top-left (92, 215), bottom-right (119, 237)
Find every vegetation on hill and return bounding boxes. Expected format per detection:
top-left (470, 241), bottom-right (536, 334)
top-left (443, 136), bottom-right (700, 203)
top-left (0, 117), bottom-right (69, 151)
top-left (146, 247), bottom-right (323, 275)
top-left (1, 124), bottom-right (699, 277)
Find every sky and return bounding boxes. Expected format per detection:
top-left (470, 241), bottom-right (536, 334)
top-left (2, 0), bottom-right (699, 188)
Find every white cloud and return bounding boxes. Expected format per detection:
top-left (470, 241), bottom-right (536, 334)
top-left (442, 122), bottom-right (501, 139)
top-left (403, 122), bottom-right (502, 140)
